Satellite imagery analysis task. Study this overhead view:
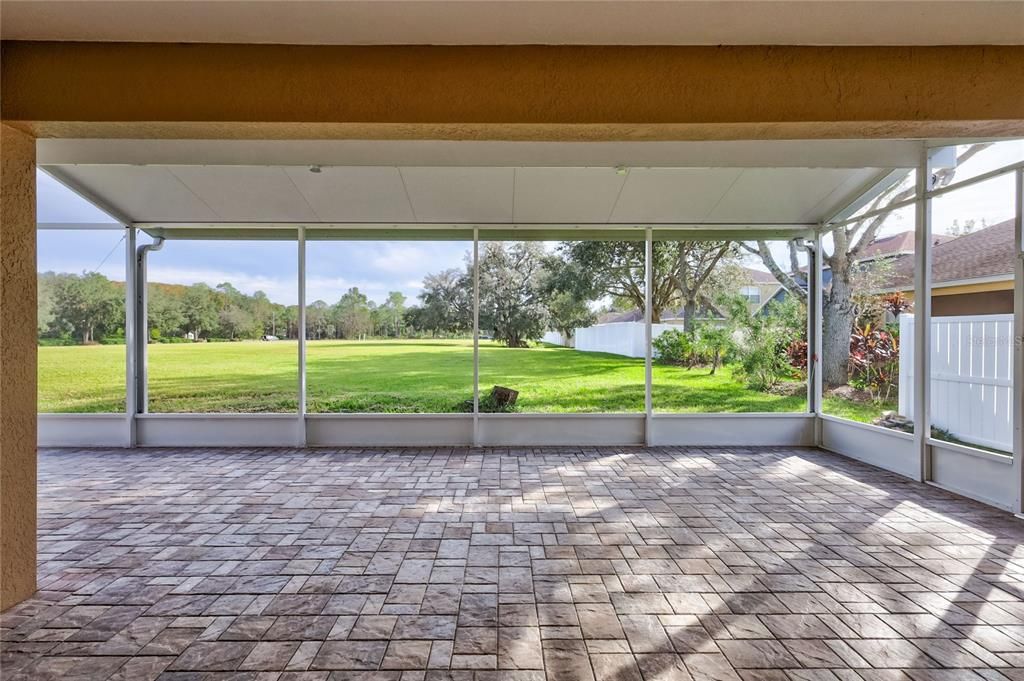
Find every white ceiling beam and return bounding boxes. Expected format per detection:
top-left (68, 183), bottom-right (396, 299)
top-left (820, 168), bottom-right (912, 227)
top-left (135, 222), bottom-right (817, 231)
top-left (37, 222), bottom-right (124, 230)
top-left (36, 139), bottom-right (923, 169)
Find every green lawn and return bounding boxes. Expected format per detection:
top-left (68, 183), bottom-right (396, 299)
top-left (38, 339), bottom-right (887, 421)
top-left (821, 395), bottom-right (897, 425)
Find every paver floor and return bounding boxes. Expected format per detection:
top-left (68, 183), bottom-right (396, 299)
top-left (4, 446), bottom-right (1024, 680)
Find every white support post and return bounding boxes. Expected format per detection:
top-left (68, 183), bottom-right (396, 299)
top-left (473, 228), bottom-right (481, 447)
top-left (1013, 168), bottom-right (1023, 514)
top-left (644, 228), bottom-right (653, 446)
top-left (810, 232), bottom-right (824, 446)
top-left (297, 226), bottom-right (307, 446)
top-left (913, 147), bottom-right (933, 483)
top-left (124, 226), bottom-right (137, 447)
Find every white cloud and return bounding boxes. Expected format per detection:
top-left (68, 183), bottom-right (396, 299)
top-left (370, 244), bottom-right (436, 274)
top-left (146, 265), bottom-right (298, 304)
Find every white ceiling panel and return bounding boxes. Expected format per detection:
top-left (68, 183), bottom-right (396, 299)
top-left (169, 165), bottom-right (318, 222)
top-left (49, 165), bottom-right (220, 223)
top-left (284, 166), bottom-right (413, 222)
top-left (513, 167), bottom-right (626, 223)
top-left (795, 168), bottom-right (887, 223)
top-left (41, 163), bottom-right (899, 229)
top-left (399, 167), bottom-right (514, 223)
top-left (706, 168), bottom-right (876, 223)
top-left (610, 168), bottom-right (743, 223)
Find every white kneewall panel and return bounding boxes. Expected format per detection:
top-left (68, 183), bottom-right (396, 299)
top-left (136, 414), bottom-right (303, 447)
top-left (820, 415), bottom-right (918, 479)
top-left (306, 415), bottom-right (474, 447)
top-left (929, 440), bottom-right (1015, 511)
top-left (477, 414), bottom-right (645, 446)
top-left (39, 414), bottom-right (130, 447)
top-left (648, 414), bottom-right (815, 447)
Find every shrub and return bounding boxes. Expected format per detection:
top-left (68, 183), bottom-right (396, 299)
top-left (653, 328), bottom-right (695, 365)
top-left (785, 339), bottom-right (808, 371)
top-left (38, 336), bottom-right (76, 347)
top-left (735, 336), bottom-right (793, 391)
top-left (881, 291), bottom-right (913, 318)
top-left (723, 295), bottom-right (806, 391)
top-left (848, 322), bottom-right (899, 403)
top-left (696, 326), bottom-right (734, 375)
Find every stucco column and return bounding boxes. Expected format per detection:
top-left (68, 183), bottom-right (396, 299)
top-left (0, 123), bottom-right (37, 610)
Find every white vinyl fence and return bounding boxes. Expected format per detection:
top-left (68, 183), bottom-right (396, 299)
top-left (899, 313), bottom-right (1015, 452)
top-left (541, 331), bottom-right (568, 346)
top-left (563, 322), bottom-right (675, 358)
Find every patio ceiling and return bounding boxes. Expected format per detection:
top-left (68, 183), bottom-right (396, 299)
top-left (38, 139), bottom-right (912, 240)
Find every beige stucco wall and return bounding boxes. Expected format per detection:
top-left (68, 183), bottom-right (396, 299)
top-left (3, 43), bottom-right (1023, 140)
top-left (0, 124), bottom-right (37, 611)
top-left (933, 290), bottom-right (1015, 317)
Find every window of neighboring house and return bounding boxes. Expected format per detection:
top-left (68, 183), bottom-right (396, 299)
top-left (740, 286), bottom-right (761, 304)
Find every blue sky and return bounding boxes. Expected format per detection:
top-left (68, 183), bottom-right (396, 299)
top-left (37, 140), bottom-right (1021, 306)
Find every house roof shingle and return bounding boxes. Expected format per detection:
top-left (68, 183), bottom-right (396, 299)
top-left (857, 230), bottom-right (955, 260)
top-left (883, 218), bottom-right (1016, 290)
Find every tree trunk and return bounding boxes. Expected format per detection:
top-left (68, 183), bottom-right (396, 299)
top-left (651, 308), bottom-right (661, 323)
top-left (709, 350), bottom-right (719, 375)
top-left (682, 298), bottom-right (697, 333)
top-left (822, 275), bottom-right (857, 389)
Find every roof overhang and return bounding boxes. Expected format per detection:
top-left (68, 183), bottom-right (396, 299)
top-left (37, 138), bottom-right (915, 242)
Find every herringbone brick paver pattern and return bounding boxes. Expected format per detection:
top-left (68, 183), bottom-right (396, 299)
top-left (3, 446), bottom-right (1024, 680)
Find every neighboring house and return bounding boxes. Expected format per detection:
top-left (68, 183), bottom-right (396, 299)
top-left (792, 230), bottom-right (954, 290)
top-left (597, 267), bottom-right (787, 325)
top-left (877, 218), bottom-right (1016, 316)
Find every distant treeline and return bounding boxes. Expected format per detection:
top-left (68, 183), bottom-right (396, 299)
top-left (36, 271), bottom-right (474, 345)
top-left (38, 240), bottom-right (685, 347)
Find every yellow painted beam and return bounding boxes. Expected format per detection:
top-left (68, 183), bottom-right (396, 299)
top-left (3, 43), bottom-right (1023, 140)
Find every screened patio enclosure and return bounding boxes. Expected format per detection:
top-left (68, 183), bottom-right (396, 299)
top-left (36, 137), bottom-right (1024, 512)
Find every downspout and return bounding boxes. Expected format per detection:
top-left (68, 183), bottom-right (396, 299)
top-left (789, 235), bottom-right (821, 446)
top-left (135, 237), bottom-right (164, 413)
top-left (797, 236), bottom-right (821, 426)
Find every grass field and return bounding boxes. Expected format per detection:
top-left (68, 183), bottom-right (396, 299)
top-left (38, 339), bottom-right (888, 421)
